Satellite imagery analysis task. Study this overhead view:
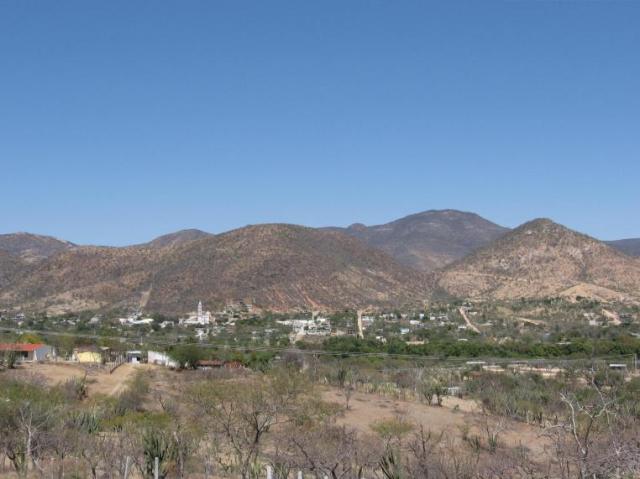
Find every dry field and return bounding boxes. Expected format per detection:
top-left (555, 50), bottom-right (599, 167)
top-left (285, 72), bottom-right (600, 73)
top-left (4, 363), bottom-right (553, 476)
top-left (10, 363), bottom-right (551, 457)
top-left (324, 387), bottom-right (551, 458)
top-left (13, 361), bottom-right (149, 396)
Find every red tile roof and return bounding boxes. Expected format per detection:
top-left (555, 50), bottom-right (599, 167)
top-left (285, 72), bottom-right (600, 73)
top-left (0, 343), bottom-right (45, 352)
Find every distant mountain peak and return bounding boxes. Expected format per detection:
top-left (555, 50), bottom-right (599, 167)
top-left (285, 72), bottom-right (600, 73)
top-left (605, 238), bottom-right (640, 257)
top-left (143, 229), bottom-right (213, 249)
top-left (330, 209), bottom-right (508, 271)
top-left (347, 223), bottom-right (368, 232)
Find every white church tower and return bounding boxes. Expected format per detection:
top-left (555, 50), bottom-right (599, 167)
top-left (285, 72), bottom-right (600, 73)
top-left (196, 300), bottom-right (210, 325)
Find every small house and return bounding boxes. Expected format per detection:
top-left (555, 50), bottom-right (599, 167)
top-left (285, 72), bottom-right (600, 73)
top-left (73, 346), bottom-right (103, 364)
top-left (0, 343), bottom-right (56, 362)
top-left (126, 350), bottom-right (144, 364)
top-left (148, 350), bottom-right (179, 368)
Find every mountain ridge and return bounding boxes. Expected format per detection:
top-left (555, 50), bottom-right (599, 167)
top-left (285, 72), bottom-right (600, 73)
top-left (0, 232), bottom-right (75, 263)
top-left (2, 211), bottom-right (638, 313)
top-left (605, 238), bottom-right (640, 257)
top-left (0, 224), bottom-right (430, 314)
top-left (326, 209), bottom-right (509, 271)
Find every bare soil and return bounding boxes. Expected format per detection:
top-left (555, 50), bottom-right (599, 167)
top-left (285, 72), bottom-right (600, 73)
top-left (323, 387), bottom-right (551, 458)
top-left (14, 362), bottom-right (146, 396)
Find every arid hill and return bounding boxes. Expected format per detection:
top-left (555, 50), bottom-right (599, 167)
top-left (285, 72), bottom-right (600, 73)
top-left (328, 209), bottom-right (508, 271)
top-left (146, 224), bottom-right (430, 313)
top-left (0, 251), bottom-right (28, 289)
top-left (2, 213), bottom-right (638, 313)
top-left (1, 225), bottom-right (429, 314)
top-left (140, 229), bottom-right (213, 249)
top-left (0, 245), bottom-right (160, 313)
top-left (438, 219), bottom-right (640, 302)
top-left (606, 238), bottom-right (640, 257)
top-left (0, 232), bottom-right (74, 263)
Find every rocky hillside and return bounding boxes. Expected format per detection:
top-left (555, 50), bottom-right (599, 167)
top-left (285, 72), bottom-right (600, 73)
top-left (606, 238), bottom-right (640, 257)
top-left (438, 219), bottom-right (640, 302)
top-left (0, 232), bottom-right (74, 263)
top-left (0, 251), bottom-right (28, 289)
top-left (2, 214), bottom-right (637, 313)
top-left (328, 210), bottom-right (508, 271)
top-left (1, 225), bottom-right (429, 314)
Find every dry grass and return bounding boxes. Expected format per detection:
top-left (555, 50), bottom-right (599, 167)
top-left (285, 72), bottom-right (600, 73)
top-left (323, 386), bottom-right (550, 457)
top-left (13, 362), bottom-right (149, 397)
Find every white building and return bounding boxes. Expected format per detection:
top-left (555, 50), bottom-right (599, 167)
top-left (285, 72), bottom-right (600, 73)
top-left (148, 350), bottom-right (179, 368)
top-left (119, 313), bottom-right (154, 326)
top-left (278, 317), bottom-right (331, 341)
top-left (181, 301), bottom-right (212, 325)
top-left (194, 328), bottom-right (209, 341)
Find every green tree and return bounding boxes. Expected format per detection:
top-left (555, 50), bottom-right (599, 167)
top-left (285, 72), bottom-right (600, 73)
top-left (169, 344), bottom-right (204, 369)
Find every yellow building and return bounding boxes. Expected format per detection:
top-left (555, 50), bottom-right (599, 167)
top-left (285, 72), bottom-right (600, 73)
top-left (73, 348), bottom-right (103, 364)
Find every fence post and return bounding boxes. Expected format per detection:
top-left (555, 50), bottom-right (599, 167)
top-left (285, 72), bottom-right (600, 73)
top-left (298, 471), bottom-right (303, 479)
top-left (154, 457), bottom-right (159, 479)
top-left (123, 456), bottom-right (130, 479)
top-left (266, 465), bottom-right (273, 479)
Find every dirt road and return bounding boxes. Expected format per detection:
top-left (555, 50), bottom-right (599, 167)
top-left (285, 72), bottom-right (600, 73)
top-left (459, 307), bottom-right (481, 333)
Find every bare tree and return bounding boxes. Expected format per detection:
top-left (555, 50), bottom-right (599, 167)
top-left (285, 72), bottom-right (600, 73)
top-left (273, 423), bottom-right (381, 479)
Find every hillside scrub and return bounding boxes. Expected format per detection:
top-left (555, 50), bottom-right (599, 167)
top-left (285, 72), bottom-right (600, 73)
top-left (1, 364), bottom-right (639, 478)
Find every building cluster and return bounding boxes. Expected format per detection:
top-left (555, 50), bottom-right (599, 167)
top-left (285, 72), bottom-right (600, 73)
top-left (180, 301), bottom-right (212, 325)
top-left (118, 312), bottom-right (154, 326)
top-left (277, 316), bottom-right (331, 341)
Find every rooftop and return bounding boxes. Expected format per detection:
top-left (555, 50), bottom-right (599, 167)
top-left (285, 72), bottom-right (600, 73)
top-left (0, 343), bottom-right (45, 352)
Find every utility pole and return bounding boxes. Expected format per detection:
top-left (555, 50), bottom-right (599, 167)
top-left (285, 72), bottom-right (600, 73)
top-left (123, 456), bottom-right (130, 479)
top-left (356, 310), bottom-right (364, 339)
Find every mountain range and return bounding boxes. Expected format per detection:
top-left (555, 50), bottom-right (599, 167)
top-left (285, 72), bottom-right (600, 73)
top-left (1, 210), bottom-right (638, 313)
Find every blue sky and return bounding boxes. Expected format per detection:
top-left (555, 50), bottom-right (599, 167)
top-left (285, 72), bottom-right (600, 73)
top-left (1, 1), bottom-right (638, 245)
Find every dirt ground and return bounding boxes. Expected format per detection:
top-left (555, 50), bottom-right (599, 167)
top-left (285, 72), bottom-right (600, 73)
top-left (323, 387), bottom-right (551, 458)
top-left (8, 363), bottom-right (551, 460)
top-left (14, 362), bottom-right (149, 396)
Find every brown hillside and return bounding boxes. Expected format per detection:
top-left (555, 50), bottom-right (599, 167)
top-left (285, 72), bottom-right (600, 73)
top-left (0, 232), bottom-right (74, 263)
top-left (1, 225), bottom-right (429, 314)
top-left (0, 246), bottom-right (159, 313)
top-left (438, 219), bottom-right (640, 302)
top-left (0, 251), bottom-right (29, 289)
top-left (147, 224), bottom-right (430, 313)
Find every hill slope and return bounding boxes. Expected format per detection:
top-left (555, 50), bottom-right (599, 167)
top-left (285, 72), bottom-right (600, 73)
top-left (0, 233), bottom-right (74, 262)
top-left (606, 238), bottom-right (640, 257)
top-left (329, 210), bottom-right (508, 271)
top-left (0, 251), bottom-right (29, 289)
top-left (438, 219), bottom-right (640, 302)
top-left (141, 229), bottom-right (213, 249)
top-left (1, 225), bottom-right (429, 314)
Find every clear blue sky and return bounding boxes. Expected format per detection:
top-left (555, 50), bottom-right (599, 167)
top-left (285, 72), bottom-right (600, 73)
top-left (1, 1), bottom-right (638, 245)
